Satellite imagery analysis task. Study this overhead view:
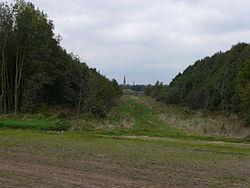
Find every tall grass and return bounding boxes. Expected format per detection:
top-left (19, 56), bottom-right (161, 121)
top-left (141, 96), bottom-right (250, 140)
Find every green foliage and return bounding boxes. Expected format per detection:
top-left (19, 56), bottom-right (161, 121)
top-left (144, 81), bottom-right (166, 101)
top-left (0, 1), bottom-right (121, 116)
top-left (238, 60), bottom-right (250, 126)
top-left (148, 43), bottom-right (250, 120)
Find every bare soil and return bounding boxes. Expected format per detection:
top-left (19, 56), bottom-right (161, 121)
top-left (0, 131), bottom-right (249, 187)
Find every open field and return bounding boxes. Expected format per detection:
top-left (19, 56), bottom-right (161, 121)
top-left (0, 95), bottom-right (250, 187)
top-left (0, 130), bottom-right (250, 187)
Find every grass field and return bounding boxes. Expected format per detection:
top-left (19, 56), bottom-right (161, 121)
top-left (0, 130), bottom-right (249, 187)
top-left (0, 95), bottom-right (250, 187)
top-left (0, 115), bottom-right (69, 131)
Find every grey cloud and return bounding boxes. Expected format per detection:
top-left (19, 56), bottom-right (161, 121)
top-left (6, 0), bottom-right (250, 84)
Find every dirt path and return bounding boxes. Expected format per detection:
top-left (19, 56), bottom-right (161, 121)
top-left (100, 135), bottom-right (250, 147)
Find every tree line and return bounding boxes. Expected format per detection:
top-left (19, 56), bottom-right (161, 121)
top-left (0, 1), bottom-right (122, 117)
top-left (145, 43), bottom-right (250, 126)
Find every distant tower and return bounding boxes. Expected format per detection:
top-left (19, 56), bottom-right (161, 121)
top-left (123, 76), bottom-right (126, 86)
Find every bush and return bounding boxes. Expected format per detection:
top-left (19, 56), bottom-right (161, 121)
top-left (90, 103), bottom-right (108, 118)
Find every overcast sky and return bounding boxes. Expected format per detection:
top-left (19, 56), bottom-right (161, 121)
top-left (8, 0), bottom-right (250, 84)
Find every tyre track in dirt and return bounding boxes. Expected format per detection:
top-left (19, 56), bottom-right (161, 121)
top-left (0, 154), bottom-right (150, 188)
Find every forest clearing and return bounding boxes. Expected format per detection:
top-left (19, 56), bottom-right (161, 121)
top-left (1, 1), bottom-right (250, 187)
top-left (0, 95), bottom-right (250, 187)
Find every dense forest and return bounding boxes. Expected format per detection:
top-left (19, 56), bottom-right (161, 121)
top-left (0, 1), bottom-right (122, 117)
top-left (145, 43), bottom-right (250, 126)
